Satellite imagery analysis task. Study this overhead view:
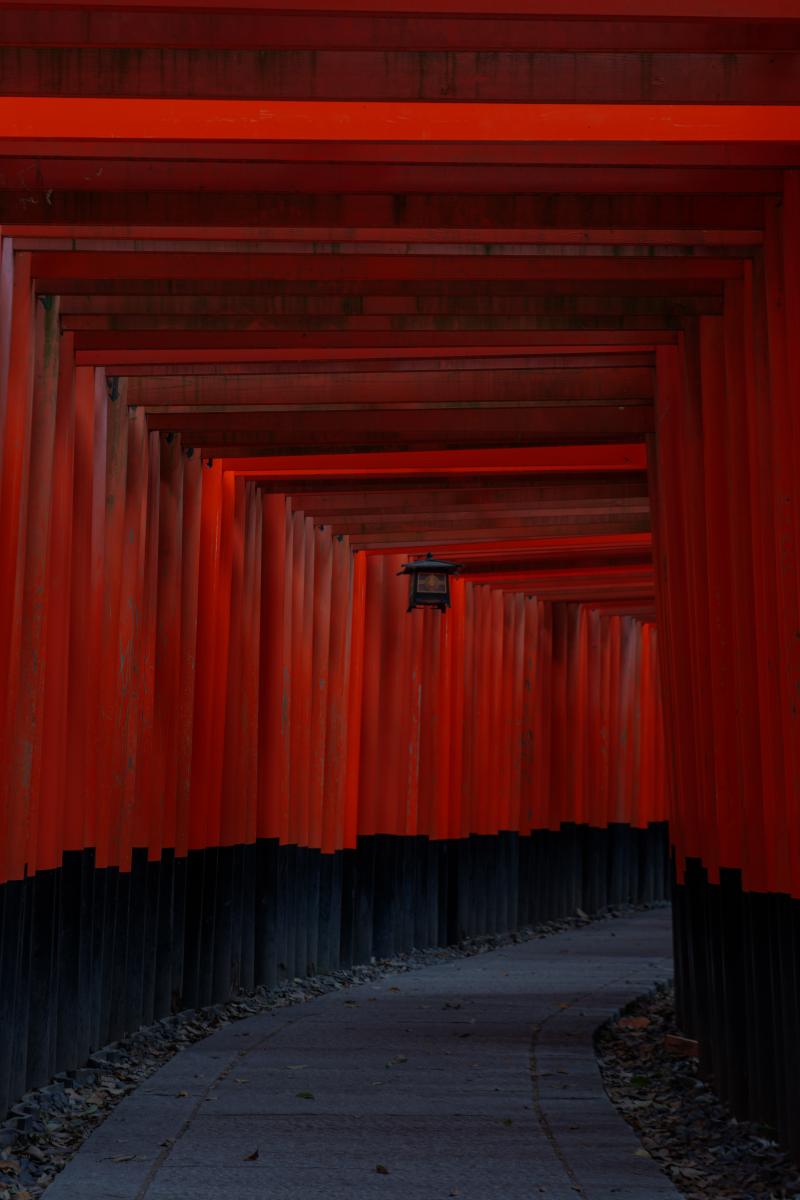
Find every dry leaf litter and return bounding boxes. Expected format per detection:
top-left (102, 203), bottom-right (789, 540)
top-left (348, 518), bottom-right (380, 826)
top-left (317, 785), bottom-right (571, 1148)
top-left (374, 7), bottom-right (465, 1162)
top-left (597, 984), bottom-right (800, 1200)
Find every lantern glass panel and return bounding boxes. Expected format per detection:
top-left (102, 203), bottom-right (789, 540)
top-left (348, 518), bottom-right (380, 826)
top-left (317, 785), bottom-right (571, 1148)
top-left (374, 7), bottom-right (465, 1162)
top-left (416, 572), bottom-right (448, 596)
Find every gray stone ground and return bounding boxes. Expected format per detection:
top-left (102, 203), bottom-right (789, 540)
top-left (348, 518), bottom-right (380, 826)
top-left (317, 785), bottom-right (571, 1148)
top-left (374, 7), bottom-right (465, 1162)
top-left (44, 909), bottom-right (678, 1200)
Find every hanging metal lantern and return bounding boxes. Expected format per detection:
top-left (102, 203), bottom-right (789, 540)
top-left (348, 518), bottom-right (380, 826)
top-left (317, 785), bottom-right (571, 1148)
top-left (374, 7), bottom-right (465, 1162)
top-left (398, 552), bottom-right (460, 613)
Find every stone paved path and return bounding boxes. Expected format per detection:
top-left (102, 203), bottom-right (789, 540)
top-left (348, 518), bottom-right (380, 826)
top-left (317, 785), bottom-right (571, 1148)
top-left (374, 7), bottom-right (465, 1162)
top-left (44, 909), bottom-right (679, 1200)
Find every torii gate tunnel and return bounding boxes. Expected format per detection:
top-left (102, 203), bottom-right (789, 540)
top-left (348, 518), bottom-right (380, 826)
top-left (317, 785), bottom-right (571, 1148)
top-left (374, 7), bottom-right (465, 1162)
top-left (1, 0), bottom-right (800, 1157)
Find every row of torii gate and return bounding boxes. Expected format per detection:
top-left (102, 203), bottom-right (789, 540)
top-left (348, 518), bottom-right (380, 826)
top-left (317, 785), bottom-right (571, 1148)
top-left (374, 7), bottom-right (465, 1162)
top-left (0, 0), bottom-right (799, 1159)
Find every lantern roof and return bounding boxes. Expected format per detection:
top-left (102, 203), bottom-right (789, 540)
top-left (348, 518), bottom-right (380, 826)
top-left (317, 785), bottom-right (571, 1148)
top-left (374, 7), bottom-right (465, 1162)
top-left (398, 553), bottom-right (461, 576)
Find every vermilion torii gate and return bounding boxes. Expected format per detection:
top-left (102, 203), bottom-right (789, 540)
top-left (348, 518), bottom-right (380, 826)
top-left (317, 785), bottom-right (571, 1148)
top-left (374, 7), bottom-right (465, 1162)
top-left (0, 0), bottom-right (799, 1157)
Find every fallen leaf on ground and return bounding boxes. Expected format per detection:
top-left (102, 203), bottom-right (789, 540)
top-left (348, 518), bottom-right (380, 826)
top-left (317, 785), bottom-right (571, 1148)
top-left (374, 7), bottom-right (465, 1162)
top-left (375, 1164), bottom-right (390, 1175)
top-left (618, 1016), bottom-right (650, 1031)
top-left (243, 1148), bottom-right (259, 1161)
top-left (663, 1033), bottom-right (699, 1057)
top-left (296, 1091), bottom-right (315, 1100)
top-left (111, 1154), bottom-right (137, 1163)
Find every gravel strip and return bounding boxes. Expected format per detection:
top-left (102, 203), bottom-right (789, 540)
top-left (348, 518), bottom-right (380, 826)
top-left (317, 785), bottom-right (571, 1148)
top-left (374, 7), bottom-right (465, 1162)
top-left (597, 984), bottom-right (800, 1200)
top-left (0, 904), bottom-right (659, 1199)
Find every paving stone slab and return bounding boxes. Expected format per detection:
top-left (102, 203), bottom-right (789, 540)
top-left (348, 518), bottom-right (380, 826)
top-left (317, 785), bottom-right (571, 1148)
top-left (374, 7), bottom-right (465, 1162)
top-left (145, 1163), bottom-right (579, 1200)
top-left (44, 909), bottom-right (680, 1200)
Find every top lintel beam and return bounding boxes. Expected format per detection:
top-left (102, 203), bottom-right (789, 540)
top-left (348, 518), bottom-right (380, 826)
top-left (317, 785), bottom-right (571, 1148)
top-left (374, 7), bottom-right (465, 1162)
top-left (3, 99), bottom-right (800, 144)
top-left (29, 251), bottom-right (742, 282)
top-left (8, 1), bottom-right (799, 17)
top-left (1, 11), bottom-right (796, 56)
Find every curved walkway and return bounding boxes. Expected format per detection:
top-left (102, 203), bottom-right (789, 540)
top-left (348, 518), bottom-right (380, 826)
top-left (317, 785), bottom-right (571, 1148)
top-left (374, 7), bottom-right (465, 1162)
top-left (44, 909), bottom-right (678, 1200)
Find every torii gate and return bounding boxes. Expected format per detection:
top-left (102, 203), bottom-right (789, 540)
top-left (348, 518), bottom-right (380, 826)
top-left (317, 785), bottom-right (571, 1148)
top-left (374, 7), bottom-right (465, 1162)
top-left (0, 0), bottom-right (799, 1156)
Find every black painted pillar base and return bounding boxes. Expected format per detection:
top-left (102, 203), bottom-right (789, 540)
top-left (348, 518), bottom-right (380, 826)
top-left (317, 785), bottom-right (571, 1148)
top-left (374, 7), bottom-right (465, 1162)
top-left (673, 858), bottom-right (800, 1159)
top-left (0, 821), bottom-right (670, 1123)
